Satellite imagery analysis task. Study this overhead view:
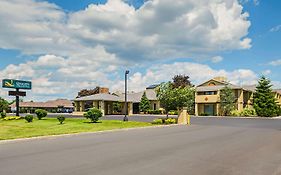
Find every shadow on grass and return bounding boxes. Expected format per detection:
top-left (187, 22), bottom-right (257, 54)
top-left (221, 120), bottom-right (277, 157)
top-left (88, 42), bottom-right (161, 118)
top-left (83, 121), bottom-right (102, 124)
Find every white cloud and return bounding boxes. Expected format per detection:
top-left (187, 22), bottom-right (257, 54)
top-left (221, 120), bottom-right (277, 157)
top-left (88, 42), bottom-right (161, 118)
top-left (0, 0), bottom-right (257, 101)
top-left (270, 25), bottom-right (281, 32)
top-left (239, 0), bottom-right (259, 6)
top-left (262, 69), bottom-right (271, 75)
top-left (111, 62), bottom-right (258, 93)
top-left (0, 56), bottom-right (260, 101)
top-left (269, 59), bottom-right (281, 66)
top-left (211, 56), bottom-right (224, 63)
top-left (0, 0), bottom-right (251, 62)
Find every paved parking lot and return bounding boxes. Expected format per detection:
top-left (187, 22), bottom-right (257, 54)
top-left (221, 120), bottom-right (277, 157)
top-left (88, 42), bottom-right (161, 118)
top-left (0, 116), bottom-right (280, 175)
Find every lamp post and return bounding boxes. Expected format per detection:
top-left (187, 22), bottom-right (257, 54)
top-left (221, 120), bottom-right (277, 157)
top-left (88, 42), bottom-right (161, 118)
top-left (123, 70), bottom-right (129, 122)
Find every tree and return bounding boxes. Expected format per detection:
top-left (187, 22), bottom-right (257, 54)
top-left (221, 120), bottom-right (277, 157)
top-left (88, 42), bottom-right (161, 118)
top-left (77, 87), bottom-right (101, 98)
top-left (157, 82), bottom-right (176, 117)
top-left (172, 87), bottom-right (195, 114)
top-left (172, 74), bottom-right (192, 88)
top-left (220, 86), bottom-right (235, 116)
top-left (253, 76), bottom-right (279, 117)
top-left (157, 82), bottom-right (195, 116)
top-left (0, 97), bottom-right (9, 112)
top-left (139, 92), bottom-right (151, 113)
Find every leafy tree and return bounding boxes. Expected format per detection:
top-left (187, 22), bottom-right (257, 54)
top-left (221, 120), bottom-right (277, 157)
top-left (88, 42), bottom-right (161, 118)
top-left (157, 82), bottom-right (195, 116)
top-left (220, 86), bottom-right (236, 116)
top-left (253, 76), bottom-right (279, 117)
top-left (77, 87), bottom-right (101, 98)
top-left (84, 108), bottom-right (103, 123)
top-left (172, 87), bottom-right (195, 114)
top-left (139, 92), bottom-right (151, 113)
top-left (0, 97), bottom-right (9, 112)
top-left (172, 74), bottom-right (192, 88)
top-left (157, 82), bottom-right (176, 117)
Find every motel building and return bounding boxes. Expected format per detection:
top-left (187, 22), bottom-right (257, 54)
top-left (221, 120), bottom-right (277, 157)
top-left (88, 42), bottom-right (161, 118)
top-left (195, 77), bottom-right (256, 116)
top-left (195, 77), bottom-right (281, 116)
top-left (73, 86), bottom-right (160, 116)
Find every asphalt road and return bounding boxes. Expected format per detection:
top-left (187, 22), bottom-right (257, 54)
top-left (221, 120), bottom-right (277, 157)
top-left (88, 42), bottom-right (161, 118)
top-left (0, 117), bottom-right (280, 175)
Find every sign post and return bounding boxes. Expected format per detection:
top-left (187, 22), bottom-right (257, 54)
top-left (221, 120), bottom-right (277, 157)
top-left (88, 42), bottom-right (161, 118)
top-left (2, 79), bottom-right (32, 116)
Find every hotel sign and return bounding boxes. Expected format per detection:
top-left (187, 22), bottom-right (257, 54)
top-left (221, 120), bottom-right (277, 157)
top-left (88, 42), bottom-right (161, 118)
top-left (2, 79), bottom-right (32, 90)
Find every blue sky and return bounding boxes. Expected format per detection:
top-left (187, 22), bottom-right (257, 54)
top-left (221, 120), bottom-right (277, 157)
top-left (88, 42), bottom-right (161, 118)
top-left (0, 0), bottom-right (281, 101)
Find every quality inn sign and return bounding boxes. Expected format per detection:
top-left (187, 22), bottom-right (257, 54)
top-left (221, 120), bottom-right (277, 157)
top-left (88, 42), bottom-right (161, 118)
top-left (2, 79), bottom-right (32, 90)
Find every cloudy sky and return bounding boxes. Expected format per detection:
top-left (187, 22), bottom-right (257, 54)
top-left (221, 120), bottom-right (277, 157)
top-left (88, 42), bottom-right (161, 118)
top-left (0, 0), bottom-right (280, 101)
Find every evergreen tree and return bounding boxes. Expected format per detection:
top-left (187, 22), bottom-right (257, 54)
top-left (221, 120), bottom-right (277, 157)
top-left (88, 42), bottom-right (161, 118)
top-left (253, 76), bottom-right (279, 117)
top-left (220, 86), bottom-right (235, 116)
top-left (139, 92), bottom-right (151, 113)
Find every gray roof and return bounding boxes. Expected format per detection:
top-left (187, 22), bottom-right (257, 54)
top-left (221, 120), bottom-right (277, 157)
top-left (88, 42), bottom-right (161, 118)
top-left (74, 89), bottom-right (158, 103)
top-left (74, 93), bottom-right (122, 102)
top-left (118, 89), bottom-right (158, 103)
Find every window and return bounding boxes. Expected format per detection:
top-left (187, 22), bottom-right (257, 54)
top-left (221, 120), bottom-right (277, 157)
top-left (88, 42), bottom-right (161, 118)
top-left (197, 91), bottom-right (217, 95)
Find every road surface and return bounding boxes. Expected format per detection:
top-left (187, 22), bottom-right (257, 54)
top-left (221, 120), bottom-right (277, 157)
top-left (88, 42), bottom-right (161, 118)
top-left (0, 117), bottom-right (280, 175)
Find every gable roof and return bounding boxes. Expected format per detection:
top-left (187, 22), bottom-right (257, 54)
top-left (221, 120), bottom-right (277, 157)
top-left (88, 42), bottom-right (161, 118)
top-left (197, 79), bottom-right (229, 87)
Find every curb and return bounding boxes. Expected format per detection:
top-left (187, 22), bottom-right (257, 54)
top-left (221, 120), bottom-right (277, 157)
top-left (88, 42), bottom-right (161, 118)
top-left (0, 124), bottom-right (182, 144)
top-left (196, 116), bottom-right (281, 119)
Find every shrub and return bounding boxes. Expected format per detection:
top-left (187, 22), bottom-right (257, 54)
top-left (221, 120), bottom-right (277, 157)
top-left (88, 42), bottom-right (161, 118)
top-left (25, 115), bottom-right (33, 123)
top-left (35, 109), bottom-right (47, 120)
top-left (57, 115), bottom-right (65, 124)
top-left (152, 118), bottom-right (163, 124)
top-left (164, 118), bottom-right (177, 124)
top-left (148, 110), bottom-right (162, 115)
top-left (200, 113), bottom-right (209, 116)
top-left (3, 116), bottom-right (23, 121)
top-left (230, 110), bottom-right (240, 117)
top-left (240, 107), bottom-right (257, 117)
top-left (84, 108), bottom-right (103, 123)
top-left (168, 110), bottom-right (178, 115)
top-left (277, 107), bottom-right (281, 116)
top-left (1, 111), bottom-right (7, 118)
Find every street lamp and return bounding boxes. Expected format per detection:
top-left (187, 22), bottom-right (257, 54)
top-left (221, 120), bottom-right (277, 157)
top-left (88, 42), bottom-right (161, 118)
top-left (123, 70), bottom-right (129, 122)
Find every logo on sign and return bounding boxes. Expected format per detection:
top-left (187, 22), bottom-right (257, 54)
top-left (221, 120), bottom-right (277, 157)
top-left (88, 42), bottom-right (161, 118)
top-left (2, 79), bottom-right (32, 90)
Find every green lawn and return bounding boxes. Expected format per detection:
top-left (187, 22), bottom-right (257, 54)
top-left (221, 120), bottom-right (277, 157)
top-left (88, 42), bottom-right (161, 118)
top-left (0, 118), bottom-right (152, 140)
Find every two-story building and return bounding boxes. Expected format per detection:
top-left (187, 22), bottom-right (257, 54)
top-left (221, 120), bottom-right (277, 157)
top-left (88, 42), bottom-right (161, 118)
top-left (195, 77), bottom-right (255, 116)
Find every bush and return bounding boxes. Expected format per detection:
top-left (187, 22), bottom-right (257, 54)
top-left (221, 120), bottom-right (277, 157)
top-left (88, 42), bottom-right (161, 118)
top-left (152, 118), bottom-right (163, 124)
top-left (168, 110), bottom-right (178, 115)
top-left (3, 116), bottom-right (23, 121)
top-left (84, 108), bottom-right (103, 123)
top-left (200, 113), bottom-right (209, 116)
top-left (164, 118), bottom-right (177, 124)
top-left (57, 115), bottom-right (65, 124)
top-left (148, 110), bottom-right (162, 115)
top-left (1, 111), bottom-right (7, 118)
top-left (35, 109), bottom-right (47, 120)
top-left (24, 115), bottom-right (33, 123)
top-left (276, 107), bottom-right (281, 116)
top-left (240, 107), bottom-right (257, 117)
top-left (230, 110), bottom-right (240, 117)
